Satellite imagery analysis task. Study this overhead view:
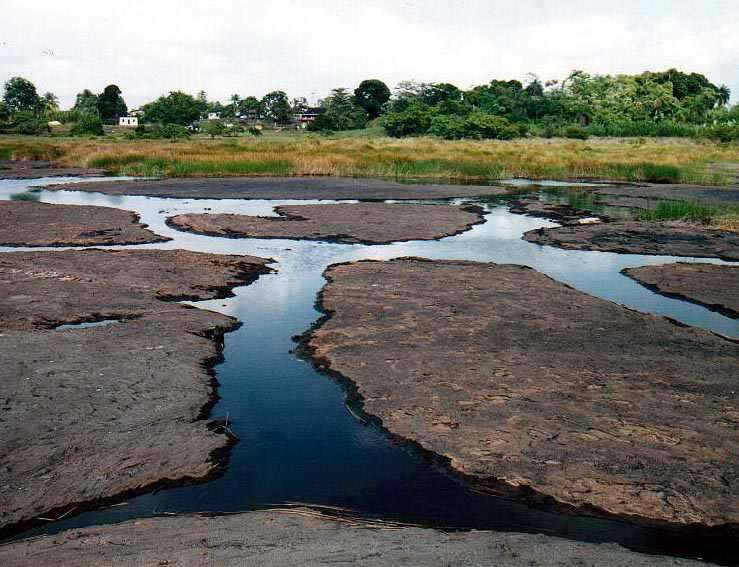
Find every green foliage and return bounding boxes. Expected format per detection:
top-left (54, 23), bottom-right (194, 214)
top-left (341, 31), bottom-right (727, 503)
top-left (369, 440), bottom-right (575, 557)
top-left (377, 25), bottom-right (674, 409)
top-left (159, 123), bottom-right (190, 139)
top-left (70, 115), bottom-right (104, 136)
top-left (308, 88), bottom-right (366, 132)
top-left (638, 200), bottom-right (735, 224)
top-left (73, 89), bottom-right (100, 116)
top-left (248, 126), bottom-right (263, 136)
top-left (354, 79), bottom-right (391, 119)
top-left (97, 84), bottom-right (127, 121)
top-left (703, 124), bottom-right (739, 143)
top-left (238, 96), bottom-right (262, 118)
top-left (11, 111), bottom-right (49, 135)
top-left (142, 91), bottom-right (201, 125)
top-left (381, 101), bottom-right (434, 137)
top-left (3, 77), bottom-right (40, 112)
top-left (0, 101), bottom-right (9, 122)
top-left (10, 192), bottom-right (40, 201)
top-left (564, 126), bottom-right (589, 140)
top-left (261, 90), bottom-right (291, 124)
top-left (202, 120), bottom-right (226, 138)
top-left (428, 114), bottom-right (468, 139)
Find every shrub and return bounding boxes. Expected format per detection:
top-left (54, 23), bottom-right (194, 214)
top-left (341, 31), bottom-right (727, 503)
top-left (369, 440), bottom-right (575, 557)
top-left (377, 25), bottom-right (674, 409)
top-left (70, 115), bottom-right (104, 136)
top-left (10, 112), bottom-right (49, 135)
top-left (464, 113), bottom-right (520, 140)
top-left (159, 123), bottom-right (190, 139)
top-left (381, 103), bottom-right (433, 137)
top-left (564, 126), bottom-right (589, 140)
top-left (428, 114), bottom-right (467, 139)
top-left (703, 124), bottom-right (739, 143)
top-left (247, 126), bottom-right (262, 136)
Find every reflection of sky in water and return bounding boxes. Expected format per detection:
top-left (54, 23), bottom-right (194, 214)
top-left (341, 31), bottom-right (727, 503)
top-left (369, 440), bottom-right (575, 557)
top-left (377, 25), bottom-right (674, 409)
top-left (2, 177), bottom-right (737, 560)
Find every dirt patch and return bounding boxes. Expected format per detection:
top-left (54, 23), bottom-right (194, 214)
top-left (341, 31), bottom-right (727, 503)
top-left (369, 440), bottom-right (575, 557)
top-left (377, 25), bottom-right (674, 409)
top-left (523, 222), bottom-right (739, 261)
top-left (167, 203), bottom-right (485, 244)
top-left (0, 160), bottom-right (104, 180)
top-left (0, 508), bottom-right (706, 566)
top-left (0, 249), bottom-right (271, 533)
top-left (624, 263), bottom-right (738, 319)
top-left (305, 258), bottom-right (739, 527)
top-left (47, 176), bottom-right (509, 200)
top-left (0, 201), bottom-right (169, 247)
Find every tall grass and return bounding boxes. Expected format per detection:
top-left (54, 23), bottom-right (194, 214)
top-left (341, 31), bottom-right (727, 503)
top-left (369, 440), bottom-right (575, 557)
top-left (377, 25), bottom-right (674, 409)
top-left (638, 200), bottom-right (739, 226)
top-left (0, 136), bottom-right (736, 184)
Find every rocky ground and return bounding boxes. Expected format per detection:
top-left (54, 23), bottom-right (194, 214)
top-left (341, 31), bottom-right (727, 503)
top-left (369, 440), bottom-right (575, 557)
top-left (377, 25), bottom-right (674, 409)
top-left (0, 509), bottom-right (706, 567)
top-left (0, 160), bottom-right (103, 179)
top-left (523, 222), bottom-right (739, 260)
top-left (0, 249), bottom-right (271, 534)
top-left (47, 176), bottom-right (510, 200)
top-left (168, 203), bottom-right (485, 244)
top-left (508, 198), bottom-right (607, 225)
top-left (306, 258), bottom-right (739, 527)
top-left (592, 183), bottom-right (739, 206)
top-left (0, 201), bottom-right (168, 247)
top-left (624, 263), bottom-right (738, 318)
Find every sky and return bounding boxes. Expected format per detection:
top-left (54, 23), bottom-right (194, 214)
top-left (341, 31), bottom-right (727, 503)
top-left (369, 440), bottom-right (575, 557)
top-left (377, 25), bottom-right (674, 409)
top-left (1, 0), bottom-right (737, 108)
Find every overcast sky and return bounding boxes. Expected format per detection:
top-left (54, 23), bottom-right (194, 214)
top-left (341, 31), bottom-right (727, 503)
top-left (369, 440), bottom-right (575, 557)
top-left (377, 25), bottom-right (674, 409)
top-left (1, 0), bottom-right (737, 108)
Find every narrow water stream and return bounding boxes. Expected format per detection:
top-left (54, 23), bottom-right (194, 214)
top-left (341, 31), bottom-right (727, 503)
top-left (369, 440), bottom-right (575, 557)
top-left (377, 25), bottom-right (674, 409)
top-left (2, 177), bottom-right (737, 563)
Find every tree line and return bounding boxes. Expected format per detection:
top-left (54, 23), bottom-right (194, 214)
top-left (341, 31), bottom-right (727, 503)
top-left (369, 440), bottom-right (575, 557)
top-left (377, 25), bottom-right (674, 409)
top-left (1, 70), bottom-right (737, 141)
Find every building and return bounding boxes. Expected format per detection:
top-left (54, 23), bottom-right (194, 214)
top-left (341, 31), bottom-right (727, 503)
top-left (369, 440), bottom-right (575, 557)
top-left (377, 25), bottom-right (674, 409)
top-left (119, 116), bottom-right (138, 127)
top-left (207, 112), bottom-right (221, 120)
top-left (293, 107), bottom-right (323, 129)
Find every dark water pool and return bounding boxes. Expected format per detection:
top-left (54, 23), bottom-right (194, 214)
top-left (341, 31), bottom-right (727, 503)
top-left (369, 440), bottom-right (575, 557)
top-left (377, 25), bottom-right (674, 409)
top-left (1, 177), bottom-right (737, 563)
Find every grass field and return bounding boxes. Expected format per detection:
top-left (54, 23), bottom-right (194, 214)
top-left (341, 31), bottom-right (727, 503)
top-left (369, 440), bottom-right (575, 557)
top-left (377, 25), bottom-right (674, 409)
top-left (1, 134), bottom-right (738, 185)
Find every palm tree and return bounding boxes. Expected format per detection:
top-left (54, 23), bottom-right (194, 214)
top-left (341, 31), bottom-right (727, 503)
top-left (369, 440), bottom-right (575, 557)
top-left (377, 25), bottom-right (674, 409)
top-left (716, 85), bottom-right (731, 107)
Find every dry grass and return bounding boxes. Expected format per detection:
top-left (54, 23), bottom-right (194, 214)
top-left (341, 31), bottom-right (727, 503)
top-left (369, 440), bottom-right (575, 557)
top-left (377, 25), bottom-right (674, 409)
top-left (1, 135), bottom-right (738, 184)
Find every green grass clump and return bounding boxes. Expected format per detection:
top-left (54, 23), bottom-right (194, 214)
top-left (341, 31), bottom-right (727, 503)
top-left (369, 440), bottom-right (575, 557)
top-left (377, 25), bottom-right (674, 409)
top-left (10, 192), bottom-right (40, 201)
top-left (169, 159), bottom-right (293, 176)
top-left (638, 200), bottom-right (734, 224)
top-left (605, 162), bottom-right (683, 183)
top-left (0, 148), bottom-right (12, 160)
top-left (88, 154), bottom-right (149, 169)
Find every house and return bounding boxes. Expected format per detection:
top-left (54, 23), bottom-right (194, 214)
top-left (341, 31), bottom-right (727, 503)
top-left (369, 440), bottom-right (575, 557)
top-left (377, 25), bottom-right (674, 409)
top-left (119, 116), bottom-right (138, 127)
top-left (293, 107), bottom-right (323, 129)
top-left (207, 112), bottom-right (221, 120)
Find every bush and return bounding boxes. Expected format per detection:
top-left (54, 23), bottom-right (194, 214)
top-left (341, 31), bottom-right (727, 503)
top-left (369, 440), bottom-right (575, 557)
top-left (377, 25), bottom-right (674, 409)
top-left (428, 114), bottom-right (467, 139)
top-left (464, 113), bottom-right (520, 140)
top-left (70, 115), bottom-right (104, 136)
top-left (247, 126), bottom-right (262, 136)
top-left (159, 123), bottom-right (190, 139)
top-left (381, 103), bottom-right (433, 137)
top-left (564, 126), bottom-right (589, 140)
top-left (8, 112), bottom-right (49, 135)
top-left (703, 124), bottom-right (739, 143)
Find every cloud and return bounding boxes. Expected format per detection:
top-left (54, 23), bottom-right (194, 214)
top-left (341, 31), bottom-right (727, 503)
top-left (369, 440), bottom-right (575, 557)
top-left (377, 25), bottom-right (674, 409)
top-left (0, 0), bottom-right (736, 107)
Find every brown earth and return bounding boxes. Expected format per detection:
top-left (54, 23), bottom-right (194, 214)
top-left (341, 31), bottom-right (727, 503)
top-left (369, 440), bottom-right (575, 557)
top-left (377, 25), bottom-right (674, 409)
top-left (305, 258), bottom-right (739, 527)
top-left (0, 201), bottom-right (169, 247)
top-left (523, 222), bottom-right (739, 260)
top-left (624, 263), bottom-right (739, 319)
top-left (47, 176), bottom-right (509, 200)
top-left (0, 160), bottom-right (103, 179)
top-left (167, 203), bottom-right (485, 244)
top-left (0, 249), bottom-right (271, 533)
top-left (0, 509), bottom-right (705, 567)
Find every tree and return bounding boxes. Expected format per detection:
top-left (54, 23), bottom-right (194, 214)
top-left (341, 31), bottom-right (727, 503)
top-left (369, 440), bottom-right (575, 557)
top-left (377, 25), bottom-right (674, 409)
top-left (70, 114), bottom-right (104, 136)
top-left (308, 88), bottom-right (366, 131)
top-left (202, 120), bottom-right (226, 138)
top-left (381, 100), bottom-right (434, 137)
top-left (74, 89), bottom-right (100, 115)
top-left (717, 85), bottom-right (731, 107)
top-left (3, 77), bottom-right (40, 113)
top-left (261, 90), bottom-right (291, 124)
top-left (40, 92), bottom-right (59, 113)
top-left (142, 91), bottom-right (202, 125)
top-left (196, 91), bottom-right (209, 114)
top-left (354, 79), bottom-right (391, 119)
top-left (0, 101), bottom-right (9, 122)
top-left (238, 96), bottom-right (262, 118)
top-left (97, 84), bottom-right (127, 121)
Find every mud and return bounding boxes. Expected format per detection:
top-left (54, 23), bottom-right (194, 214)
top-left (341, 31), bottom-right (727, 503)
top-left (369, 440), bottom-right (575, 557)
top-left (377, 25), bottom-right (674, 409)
top-left (523, 222), bottom-right (739, 260)
top-left (0, 508), bottom-right (705, 566)
top-left (624, 263), bottom-right (738, 319)
top-left (0, 160), bottom-right (103, 180)
top-left (0, 249), bottom-right (271, 533)
top-left (306, 258), bottom-right (739, 527)
top-left (167, 203), bottom-right (485, 244)
top-left (46, 176), bottom-right (510, 200)
top-left (0, 201), bottom-right (169, 247)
